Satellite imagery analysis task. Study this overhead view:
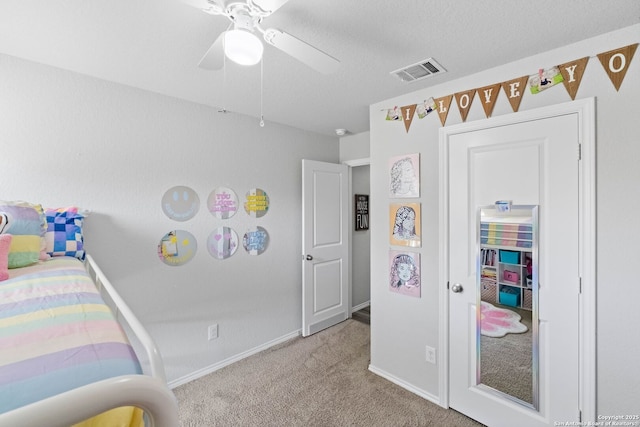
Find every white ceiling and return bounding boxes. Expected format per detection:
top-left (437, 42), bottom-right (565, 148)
top-left (1, 0), bottom-right (638, 137)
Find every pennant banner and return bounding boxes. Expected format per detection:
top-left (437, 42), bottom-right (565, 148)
top-left (434, 95), bottom-right (453, 127)
top-left (477, 83), bottom-right (502, 118)
top-left (558, 57), bottom-right (590, 100)
top-left (501, 76), bottom-right (529, 113)
top-left (417, 98), bottom-right (437, 119)
top-left (454, 89), bottom-right (476, 122)
top-left (597, 43), bottom-right (638, 91)
top-left (382, 43), bottom-right (637, 131)
top-left (401, 104), bottom-right (417, 133)
top-left (529, 66), bottom-right (563, 94)
top-left (385, 106), bottom-right (402, 121)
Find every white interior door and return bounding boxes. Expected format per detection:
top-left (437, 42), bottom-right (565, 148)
top-left (443, 101), bottom-right (593, 426)
top-left (302, 159), bottom-right (349, 336)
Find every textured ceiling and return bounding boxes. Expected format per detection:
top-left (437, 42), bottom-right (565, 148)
top-left (1, 0), bottom-right (638, 137)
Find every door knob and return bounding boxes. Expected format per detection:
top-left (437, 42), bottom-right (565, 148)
top-left (451, 283), bottom-right (464, 293)
top-left (306, 254), bottom-right (313, 261)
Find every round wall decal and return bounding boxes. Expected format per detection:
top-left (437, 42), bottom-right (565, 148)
top-left (208, 187), bottom-right (239, 219)
top-left (161, 186), bottom-right (200, 221)
top-left (242, 226), bottom-right (269, 255)
top-left (244, 188), bottom-right (269, 218)
top-left (207, 226), bottom-right (239, 260)
top-left (158, 230), bottom-right (197, 266)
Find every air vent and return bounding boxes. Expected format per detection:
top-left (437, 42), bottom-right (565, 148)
top-left (391, 58), bottom-right (447, 83)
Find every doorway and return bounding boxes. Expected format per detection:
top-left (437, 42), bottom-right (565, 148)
top-left (439, 99), bottom-right (596, 426)
top-left (350, 162), bottom-right (371, 322)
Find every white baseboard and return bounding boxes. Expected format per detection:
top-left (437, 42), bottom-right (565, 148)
top-left (351, 300), bottom-right (370, 313)
top-left (168, 329), bottom-right (301, 389)
top-left (368, 364), bottom-right (444, 408)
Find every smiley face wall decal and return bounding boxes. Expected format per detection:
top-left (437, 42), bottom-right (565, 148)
top-left (162, 186), bottom-right (200, 221)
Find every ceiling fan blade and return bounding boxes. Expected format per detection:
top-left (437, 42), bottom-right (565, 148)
top-left (180, 0), bottom-right (225, 15)
top-left (252, 0), bottom-right (290, 14)
top-left (264, 28), bottom-right (340, 74)
top-left (198, 32), bottom-right (225, 70)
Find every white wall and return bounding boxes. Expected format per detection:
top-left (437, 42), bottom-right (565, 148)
top-left (369, 24), bottom-right (640, 415)
top-left (0, 54), bottom-right (339, 385)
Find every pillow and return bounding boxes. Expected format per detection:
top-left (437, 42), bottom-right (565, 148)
top-left (45, 207), bottom-right (86, 260)
top-left (0, 200), bottom-right (48, 268)
top-left (0, 234), bottom-right (12, 281)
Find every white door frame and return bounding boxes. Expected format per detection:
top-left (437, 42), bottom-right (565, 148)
top-left (344, 157), bottom-right (371, 315)
top-left (437, 98), bottom-right (596, 420)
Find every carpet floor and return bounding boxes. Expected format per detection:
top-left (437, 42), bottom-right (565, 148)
top-left (174, 318), bottom-right (484, 427)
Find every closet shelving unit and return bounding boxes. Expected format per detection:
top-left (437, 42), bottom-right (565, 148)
top-left (479, 210), bottom-right (534, 311)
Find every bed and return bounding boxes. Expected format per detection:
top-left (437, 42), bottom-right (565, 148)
top-left (0, 202), bottom-right (179, 427)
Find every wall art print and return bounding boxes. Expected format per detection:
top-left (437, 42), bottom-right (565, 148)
top-left (157, 230), bottom-right (197, 266)
top-left (161, 186), bottom-right (200, 221)
top-left (207, 226), bottom-right (238, 260)
top-left (389, 153), bottom-right (420, 198)
top-left (355, 194), bottom-right (369, 231)
top-left (244, 188), bottom-right (270, 217)
top-left (389, 202), bottom-right (421, 248)
top-left (389, 250), bottom-right (421, 298)
top-left (242, 226), bottom-right (269, 255)
top-left (208, 187), bottom-right (239, 219)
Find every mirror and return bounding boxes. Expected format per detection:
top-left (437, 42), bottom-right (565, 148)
top-left (476, 205), bottom-right (539, 409)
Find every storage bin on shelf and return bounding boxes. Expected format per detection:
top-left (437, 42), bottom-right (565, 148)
top-left (499, 250), bottom-right (520, 264)
top-left (499, 285), bottom-right (520, 307)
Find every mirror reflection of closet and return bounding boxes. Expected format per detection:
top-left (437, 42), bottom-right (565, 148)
top-left (477, 204), bottom-right (539, 410)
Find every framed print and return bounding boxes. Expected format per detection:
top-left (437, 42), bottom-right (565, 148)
top-left (355, 194), bottom-right (369, 231)
top-left (389, 202), bottom-right (421, 247)
top-left (389, 250), bottom-right (421, 298)
top-left (389, 153), bottom-right (420, 198)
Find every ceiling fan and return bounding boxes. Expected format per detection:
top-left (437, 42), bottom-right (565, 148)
top-left (182, 0), bottom-right (340, 74)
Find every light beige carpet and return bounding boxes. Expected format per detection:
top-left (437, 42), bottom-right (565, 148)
top-left (174, 319), bottom-right (484, 427)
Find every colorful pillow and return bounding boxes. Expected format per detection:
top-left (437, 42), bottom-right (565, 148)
top-left (45, 207), bottom-right (86, 260)
top-left (0, 234), bottom-right (12, 281)
top-left (0, 201), bottom-right (48, 268)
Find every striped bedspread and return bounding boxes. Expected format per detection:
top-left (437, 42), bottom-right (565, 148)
top-left (0, 257), bottom-right (142, 413)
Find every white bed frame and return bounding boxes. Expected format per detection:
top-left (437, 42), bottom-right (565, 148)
top-left (0, 255), bottom-right (180, 427)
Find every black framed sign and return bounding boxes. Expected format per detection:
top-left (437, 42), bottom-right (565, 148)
top-left (355, 194), bottom-right (369, 231)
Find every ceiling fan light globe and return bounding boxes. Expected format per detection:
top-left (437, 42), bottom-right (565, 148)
top-left (224, 29), bottom-right (264, 66)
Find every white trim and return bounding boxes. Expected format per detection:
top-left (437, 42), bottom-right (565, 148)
top-left (438, 98), bottom-right (596, 421)
top-left (168, 330), bottom-right (301, 389)
top-left (352, 300), bottom-right (370, 312)
top-left (438, 126), bottom-right (450, 408)
top-left (345, 157), bottom-right (371, 317)
top-left (368, 364), bottom-right (442, 406)
top-left (578, 97), bottom-right (597, 421)
top-left (343, 157), bottom-right (371, 167)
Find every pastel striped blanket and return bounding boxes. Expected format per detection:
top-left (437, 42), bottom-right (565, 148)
top-left (0, 257), bottom-right (142, 413)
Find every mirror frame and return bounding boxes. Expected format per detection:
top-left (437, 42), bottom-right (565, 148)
top-left (475, 204), bottom-right (539, 410)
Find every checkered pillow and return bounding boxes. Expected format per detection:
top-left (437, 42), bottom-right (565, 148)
top-left (45, 207), bottom-right (86, 260)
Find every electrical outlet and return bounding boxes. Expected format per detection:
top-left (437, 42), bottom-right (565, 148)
top-left (425, 345), bottom-right (436, 364)
top-left (208, 324), bottom-right (219, 341)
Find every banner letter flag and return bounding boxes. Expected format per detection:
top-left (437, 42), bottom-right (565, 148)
top-left (558, 57), bottom-right (590, 100)
top-left (454, 89), bottom-right (476, 122)
top-left (401, 104), bottom-right (417, 133)
top-left (597, 43), bottom-right (638, 91)
top-left (501, 76), bottom-right (529, 112)
top-left (477, 83), bottom-right (502, 118)
top-left (434, 95), bottom-right (453, 126)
